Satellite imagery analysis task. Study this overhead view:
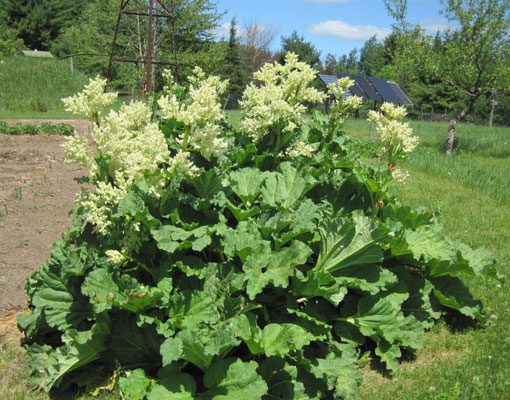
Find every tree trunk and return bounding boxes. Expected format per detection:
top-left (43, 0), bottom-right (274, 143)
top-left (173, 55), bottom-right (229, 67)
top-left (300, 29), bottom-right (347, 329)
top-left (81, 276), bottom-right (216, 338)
top-left (445, 101), bottom-right (474, 155)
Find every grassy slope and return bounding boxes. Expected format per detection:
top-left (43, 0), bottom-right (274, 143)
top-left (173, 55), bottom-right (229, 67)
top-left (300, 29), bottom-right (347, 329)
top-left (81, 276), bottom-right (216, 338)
top-left (346, 119), bottom-right (510, 399)
top-left (0, 56), bottom-right (90, 116)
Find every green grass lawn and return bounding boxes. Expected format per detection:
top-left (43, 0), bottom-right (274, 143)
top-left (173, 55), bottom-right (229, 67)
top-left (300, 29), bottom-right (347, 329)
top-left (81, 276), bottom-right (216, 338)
top-left (348, 118), bottom-right (510, 399)
top-left (1, 116), bottom-right (509, 399)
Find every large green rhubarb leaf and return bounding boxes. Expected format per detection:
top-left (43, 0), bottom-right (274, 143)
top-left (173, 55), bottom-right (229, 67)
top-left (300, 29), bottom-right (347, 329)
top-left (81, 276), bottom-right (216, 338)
top-left (261, 162), bottom-right (316, 209)
top-left (431, 275), bottom-right (486, 322)
top-left (82, 268), bottom-right (163, 313)
top-left (228, 167), bottom-right (267, 206)
top-left (315, 214), bottom-right (384, 274)
top-left (27, 314), bottom-right (111, 391)
top-left (259, 357), bottom-right (310, 400)
top-left (203, 358), bottom-right (268, 399)
top-left (260, 323), bottom-right (315, 356)
top-left (19, 262), bottom-right (92, 336)
top-left (406, 224), bottom-right (456, 263)
top-left (244, 240), bottom-right (312, 299)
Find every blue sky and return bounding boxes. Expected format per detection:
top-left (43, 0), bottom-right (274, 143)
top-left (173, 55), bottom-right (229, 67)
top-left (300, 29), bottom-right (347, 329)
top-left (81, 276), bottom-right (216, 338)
top-left (213, 0), bottom-right (449, 59)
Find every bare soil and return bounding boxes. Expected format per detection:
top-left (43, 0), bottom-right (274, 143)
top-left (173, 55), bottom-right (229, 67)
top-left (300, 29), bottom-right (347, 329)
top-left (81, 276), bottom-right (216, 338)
top-left (0, 120), bottom-right (91, 315)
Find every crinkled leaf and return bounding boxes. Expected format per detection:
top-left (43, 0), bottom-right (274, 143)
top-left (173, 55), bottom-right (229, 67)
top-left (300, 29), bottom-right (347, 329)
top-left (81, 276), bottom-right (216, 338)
top-left (229, 313), bottom-right (263, 355)
top-left (110, 313), bottom-right (163, 369)
top-left (431, 275), bottom-right (486, 322)
top-left (316, 214), bottom-right (384, 274)
top-left (174, 328), bottom-right (240, 371)
top-left (203, 358), bottom-right (268, 399)
top-left (27, 315), bottom-right (111, 391)
top-left (293, 270), bottom-right (347, 306)
top-left (308, 356), bottom-right (362, 400)
top-left (406, 224), bottom-right (456, 263)
top-left (228, 167), bottom-right (267, 206)
top-left (373, 338), bottom-right (402, 372)
top-left (226, 201), bottom-right (261, 222)
top-left (261, 162), bottom-right (316, 209)
top-left (152, 225), bottom-right (211, 254)
top-left (333, 265), bottom-right (398, 294)
top-left (244, 240), bottom-right (312, 299)
top-left (22, 263), bottom-right (92, 334)
top-left (222, 223), bottom-right (270, 263)
top-left (169, 290), bottom-right (218, 330)
top-left (456, 242), bottom-right (498, 280)
top-left (260, 323), bottom-right (314, 356)
top-left (147, 372), bottom-right (196, 400)
top-left (118, 369), bottom-right (153, 400)
top-left (259, 357), bottom-right (311, 400)
top-left (83, 268), bottom-right (162, 313)
top-left (189, 170), bottom-right (223, 199)
top-left (394, 267), bottom-right (441, 329)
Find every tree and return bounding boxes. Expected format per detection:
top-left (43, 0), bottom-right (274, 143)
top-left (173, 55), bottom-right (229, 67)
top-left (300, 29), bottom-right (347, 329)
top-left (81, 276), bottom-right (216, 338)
top-left (1, 0), bottom-right (87, 50)
top-left (0, 10), bottom-right (23, 55)
top-left (52, 0), bottom-right (225, 90)
top-left (223, 18), bottom-right (248, 108)
top-left (322, 53), bottom-right (338, 75)
top-left (279, 31), bottom-right (321, 69)
top-left (385, 0), bottom-right (510, 154)
top-left (240, 20), bottom-right (277, 75)
top-left (337, 48), bottom-right (359, 74)
top-left (358, 35), bottom-right (385, 76)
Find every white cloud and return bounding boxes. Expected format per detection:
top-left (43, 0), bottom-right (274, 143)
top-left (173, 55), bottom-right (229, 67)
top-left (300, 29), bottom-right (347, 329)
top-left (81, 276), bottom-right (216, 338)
top-left (418, 18), bottom-right (457, 34)
top-left (307, 20), bottom-right (391, 40)
top-left (212, 22), bottom-right (246, 40)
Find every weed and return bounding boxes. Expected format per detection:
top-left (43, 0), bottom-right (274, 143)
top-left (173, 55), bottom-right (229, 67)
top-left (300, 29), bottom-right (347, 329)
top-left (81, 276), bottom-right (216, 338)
top-left (31, 188), bottom-right (54, 198)
top-left (10, 182), bottom-right (22, 199)
top-left (0, 199), bottom-right (7, 215)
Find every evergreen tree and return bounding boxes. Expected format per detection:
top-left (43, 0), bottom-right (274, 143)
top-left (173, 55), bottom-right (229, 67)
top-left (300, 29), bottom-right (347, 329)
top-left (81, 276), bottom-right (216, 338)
top-left (322, 53), bottom-right (338, 75)
top-left (1, 0), bottom-right (87, 50)
top-left (223, 18), bottom-right (248, 109)
top-left (279, 31), bottom-right (321, 69)
top-left (337, 48), bottom-right (359, 74)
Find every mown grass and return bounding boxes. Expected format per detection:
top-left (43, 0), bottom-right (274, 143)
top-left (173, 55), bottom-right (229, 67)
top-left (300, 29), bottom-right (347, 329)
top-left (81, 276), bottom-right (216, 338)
top-left (350, 118), bottom-right (510, 399)
top-left (1, 117), bottom-right (509, 399)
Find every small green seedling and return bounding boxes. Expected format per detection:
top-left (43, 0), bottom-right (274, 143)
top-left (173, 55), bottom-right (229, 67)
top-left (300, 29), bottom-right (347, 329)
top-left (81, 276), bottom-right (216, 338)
top-left (0, 199), bottom-right (7, 215)
top-left (10, 181), bottom-right (22, 199)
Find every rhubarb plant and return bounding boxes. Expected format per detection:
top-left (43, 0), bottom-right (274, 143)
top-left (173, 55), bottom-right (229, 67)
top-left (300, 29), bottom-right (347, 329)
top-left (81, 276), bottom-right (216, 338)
top-left (18, 54), bottom-right (499, 399)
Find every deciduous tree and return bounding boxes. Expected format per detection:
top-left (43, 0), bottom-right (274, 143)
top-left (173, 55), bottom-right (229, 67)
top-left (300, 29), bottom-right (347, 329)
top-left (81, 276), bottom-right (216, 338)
top-left (385, 0), bottom-right (510, 154)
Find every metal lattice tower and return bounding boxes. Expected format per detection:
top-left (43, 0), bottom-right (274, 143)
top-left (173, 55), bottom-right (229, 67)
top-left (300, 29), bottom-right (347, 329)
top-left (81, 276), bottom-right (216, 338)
top-left (106, 0), bottom-right (178, 95)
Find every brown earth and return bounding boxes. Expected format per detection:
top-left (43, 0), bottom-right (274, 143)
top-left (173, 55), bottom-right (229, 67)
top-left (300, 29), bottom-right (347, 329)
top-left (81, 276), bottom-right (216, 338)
top-left (0, 120), bottom-right (91, 315)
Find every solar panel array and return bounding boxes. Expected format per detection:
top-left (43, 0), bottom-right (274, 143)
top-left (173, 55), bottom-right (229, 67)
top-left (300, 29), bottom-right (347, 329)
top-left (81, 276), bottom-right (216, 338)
top-left (317, 74), bottom-right (413, 106)
top-left (386, 81), bottom-right (414, 106)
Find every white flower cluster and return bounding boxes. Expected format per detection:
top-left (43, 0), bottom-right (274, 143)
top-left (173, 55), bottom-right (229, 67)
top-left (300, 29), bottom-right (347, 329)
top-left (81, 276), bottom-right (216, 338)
top-left (63, 83), bottom-right (171, 234)
top-left (392, 168), bottom-right (410, 183)
top-left (158, 67), bottom-right (228, 160)
top-left (62, 76), bottom-right (117, 122)
top-left (327, 77), bottom-right (363, 124)
top-left (239, 52), bottom-right (327, 141)
top-left (105, 250), bottom-right (125, 265)
top-left (368, 102), bottom-right (419, 154)
top-left (287, 141), bottom-right (315, 158)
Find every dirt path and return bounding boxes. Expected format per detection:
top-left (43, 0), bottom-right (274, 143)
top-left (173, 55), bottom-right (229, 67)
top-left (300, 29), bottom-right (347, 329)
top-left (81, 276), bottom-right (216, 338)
top-left (0, 120), bottom-right (91, 314)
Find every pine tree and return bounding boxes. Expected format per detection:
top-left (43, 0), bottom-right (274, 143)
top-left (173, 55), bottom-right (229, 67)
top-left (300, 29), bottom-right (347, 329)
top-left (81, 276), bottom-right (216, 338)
top-left (223, 17), bottom-right (248, 109)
